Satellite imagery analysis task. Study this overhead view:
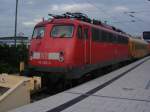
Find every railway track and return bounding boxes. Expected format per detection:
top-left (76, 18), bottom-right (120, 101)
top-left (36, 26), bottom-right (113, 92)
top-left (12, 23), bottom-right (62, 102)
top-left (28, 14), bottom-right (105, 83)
top-left (30, 59), bottom-right (134, 102)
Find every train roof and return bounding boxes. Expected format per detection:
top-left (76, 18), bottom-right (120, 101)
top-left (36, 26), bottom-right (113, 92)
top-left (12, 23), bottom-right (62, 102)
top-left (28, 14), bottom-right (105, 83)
top-left (129, 37), bottom-right (148, 45)
top-left (35, 12), bottom-right (131, 38)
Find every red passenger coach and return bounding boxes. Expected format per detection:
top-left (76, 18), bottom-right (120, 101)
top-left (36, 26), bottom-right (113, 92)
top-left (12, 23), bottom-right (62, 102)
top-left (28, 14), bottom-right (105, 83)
top-left (28, 12), bottom-right (130, 81)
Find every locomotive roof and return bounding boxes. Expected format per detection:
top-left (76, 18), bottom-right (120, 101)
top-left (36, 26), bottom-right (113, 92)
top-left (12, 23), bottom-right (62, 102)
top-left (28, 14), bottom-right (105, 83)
top-left (36, 18), bottom-right (84, 26)
top-left (35, 12), bottom-right (133, 39)
top-left (35, 18), bottom-right (130, 37)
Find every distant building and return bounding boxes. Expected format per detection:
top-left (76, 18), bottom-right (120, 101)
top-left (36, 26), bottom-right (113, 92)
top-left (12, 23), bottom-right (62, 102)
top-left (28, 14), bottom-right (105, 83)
top-left (143, 31), bottom-right (150, 43)
top-left (0, 36), bottom-right (30, 46)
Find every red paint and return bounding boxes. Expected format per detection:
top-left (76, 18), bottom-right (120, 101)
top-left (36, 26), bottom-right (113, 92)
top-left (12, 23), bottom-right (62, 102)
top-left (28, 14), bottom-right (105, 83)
top-left (29, 18), bottom-right (146, 78)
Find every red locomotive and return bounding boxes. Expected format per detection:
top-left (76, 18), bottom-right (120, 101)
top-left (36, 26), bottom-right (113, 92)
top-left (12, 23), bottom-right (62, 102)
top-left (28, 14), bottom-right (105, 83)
top-left (27, 12), bottom-right (149, 86)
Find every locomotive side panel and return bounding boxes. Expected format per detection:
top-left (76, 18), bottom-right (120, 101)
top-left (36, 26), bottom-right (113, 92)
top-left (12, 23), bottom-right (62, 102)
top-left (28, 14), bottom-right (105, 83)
top-left (90, 27), bottom-right (129, 66)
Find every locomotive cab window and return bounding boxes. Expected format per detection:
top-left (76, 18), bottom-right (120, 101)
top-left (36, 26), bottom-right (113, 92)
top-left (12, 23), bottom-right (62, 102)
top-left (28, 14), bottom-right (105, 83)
top-left (32, 27), bottom-right (45, 38)
top-left (51, 25), bottom-right (74, 38)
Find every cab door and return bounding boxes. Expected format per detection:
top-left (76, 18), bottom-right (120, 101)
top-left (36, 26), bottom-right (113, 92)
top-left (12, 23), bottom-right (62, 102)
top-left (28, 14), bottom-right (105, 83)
top-left (83, 25), bottom-right (90, 64)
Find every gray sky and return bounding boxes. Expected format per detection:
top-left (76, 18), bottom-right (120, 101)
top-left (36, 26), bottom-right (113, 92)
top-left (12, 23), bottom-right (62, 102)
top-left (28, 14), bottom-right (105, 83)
top-left (0, 0), bottom-right (150, 37)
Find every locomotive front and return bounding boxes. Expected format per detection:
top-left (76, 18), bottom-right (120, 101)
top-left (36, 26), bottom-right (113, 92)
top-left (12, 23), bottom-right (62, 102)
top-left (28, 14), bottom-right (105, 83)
top-left (28, 19), bottom-right (77, 76)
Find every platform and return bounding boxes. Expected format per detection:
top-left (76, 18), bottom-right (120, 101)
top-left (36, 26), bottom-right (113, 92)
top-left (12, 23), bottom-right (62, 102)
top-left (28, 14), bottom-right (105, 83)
top-left (10, 56), bottom-right (150, 112)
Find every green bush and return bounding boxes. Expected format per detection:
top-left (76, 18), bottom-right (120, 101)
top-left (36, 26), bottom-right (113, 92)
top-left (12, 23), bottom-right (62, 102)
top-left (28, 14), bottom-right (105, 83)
top-left (0, 44), bottom-right (28, 73)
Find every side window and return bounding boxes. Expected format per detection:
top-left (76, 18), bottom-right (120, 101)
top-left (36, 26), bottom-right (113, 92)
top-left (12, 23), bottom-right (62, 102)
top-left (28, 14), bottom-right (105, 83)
top-left (77, 26), bottom-right (82, 39)
top-left (123, 36), bottom-right (126, 44)
top-left (114, 35), bottom-right (118, 43)
top-left (108, 33), bottom-right (112, 42)
top-left (120, 36), bottom-right (123, 43)
top-left (92, 28), bottom-right (99, 41)
top-left (118, 35), bottom-right (122, 43)
top-left (101, 31), bottom-right (107, 42)
top-left (99, 30), bottom-right (102, 41)
top-left (112, 34), bottom-right (116, 43)
top-left (101, 31), bottom-right (105, 41)
top-left (83, 28), bottom-right (88, 39)
top-left (119, 36), bottom-right (128, 44)
top-left (125, 37), bottom-right (128, 44)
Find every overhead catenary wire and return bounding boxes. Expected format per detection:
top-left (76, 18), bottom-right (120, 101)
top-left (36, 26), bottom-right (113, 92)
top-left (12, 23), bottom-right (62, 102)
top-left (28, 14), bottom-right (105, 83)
top-left (85, 0), bottom-right (150, 35)
top-left (81, 0), bottom-right (142, 34)
top-left (63, 0), bottom-right (149, 35)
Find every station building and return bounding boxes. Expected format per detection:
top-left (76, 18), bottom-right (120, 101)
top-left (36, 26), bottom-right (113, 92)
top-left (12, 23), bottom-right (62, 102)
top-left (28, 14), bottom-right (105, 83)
top-left (0, 36), bottom-right (30, 46)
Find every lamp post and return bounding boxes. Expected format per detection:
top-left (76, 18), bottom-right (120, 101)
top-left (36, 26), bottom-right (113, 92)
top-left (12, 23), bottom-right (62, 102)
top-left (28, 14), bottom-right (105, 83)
top-left (14, 0), bottom-right (18, 47)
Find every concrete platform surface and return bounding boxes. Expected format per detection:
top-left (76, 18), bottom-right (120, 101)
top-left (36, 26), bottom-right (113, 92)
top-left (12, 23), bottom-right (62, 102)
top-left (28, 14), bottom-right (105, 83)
top-left (10, 56), bottom-right (150, 112)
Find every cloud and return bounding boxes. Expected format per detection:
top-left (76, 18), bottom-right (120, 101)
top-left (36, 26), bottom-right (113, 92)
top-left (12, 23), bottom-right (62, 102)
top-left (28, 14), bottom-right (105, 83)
top-left (26, 1), bottom-right (34, 5)
top-left (0, 0), bottom-right (149, 37)
top-left (22, 18), bottom-right (42, 27)
top-left (49, 3), bottom-right (96, 12)
top-left (113, 6), bottom-right (129, 12)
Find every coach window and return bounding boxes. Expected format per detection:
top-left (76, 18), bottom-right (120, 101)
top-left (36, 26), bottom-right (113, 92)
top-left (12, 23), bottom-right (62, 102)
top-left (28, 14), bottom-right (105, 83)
top-left (77, 26), bottom-right (82, 39)
top-left (83, 28), bottom-right (88, 39)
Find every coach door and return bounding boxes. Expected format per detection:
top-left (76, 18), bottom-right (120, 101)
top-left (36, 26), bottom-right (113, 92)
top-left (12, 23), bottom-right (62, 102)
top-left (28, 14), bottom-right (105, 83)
top-left (83, 26), bottom-right (90, 64)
